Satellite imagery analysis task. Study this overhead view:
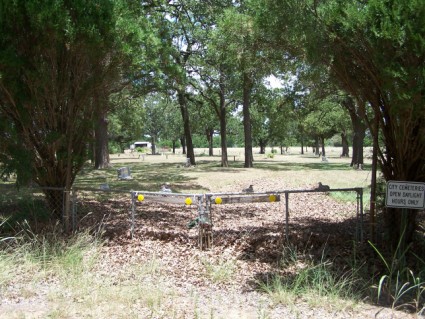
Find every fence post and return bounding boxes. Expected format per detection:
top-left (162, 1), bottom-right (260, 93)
top-left (198, 195), bottom-right (212, 250)
top-left (131, 192), bottom-right (136, 239)
top-left (355, 188), bottom-right (364, 242)
top-left (71, 188), bottom-right (77, 232)
top-left (285, 192), bottom-right (289, 241)
top-left (359, 188), bottom-right (364, 242)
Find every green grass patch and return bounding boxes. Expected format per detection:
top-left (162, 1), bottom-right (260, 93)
top-left (201, 257), bottom-right (237, 283)
top-left (259, 245), bottom-right (364, 310)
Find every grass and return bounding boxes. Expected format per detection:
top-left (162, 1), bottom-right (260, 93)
top-left (71, 150), bottom-right (373, 194)
top-left (369, 238), bottom-right (425, 313)
top-left (201, 257), bottom-right (237, 283)
top-left (259, 244), bottom-right (364, 311)
top-left (0, 223), bottom-right (184, 318)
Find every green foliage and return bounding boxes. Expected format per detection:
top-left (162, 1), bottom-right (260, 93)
top-left (259, 244), bottom-right (363, 306)
top-left (255, 0), bottom-right (425, 251)
top-left (136, 147), bottom-right (149, 154)
top-left (0, 199), bottom-right (50, 233)
top-left (107, 141), bottom-right (122, 155)
top-left (0, 0), bottom-right (144, 192)
top-left (0, 109), bottom-right (36, 185)
top-left (201, 257), bottom-right (236, 283)
top-left (0, 223), bottom-right (101, 283)
top-left (369, 239), bottom-right (425, 311)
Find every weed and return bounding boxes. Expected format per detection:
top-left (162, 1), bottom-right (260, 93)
top-left (260, 244), bottom-right (363, 309)
top-left (369, 239), bottom-right (425, 312)
top-left (201, 257), bottom-right (236, 283)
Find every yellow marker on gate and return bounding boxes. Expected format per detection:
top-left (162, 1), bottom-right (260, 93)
top-left (215, 197), bottom-right (222, 204)
top-left (269, 194), bottom-right (277, 202)
top-left (185, 197), bottom-right (192, 205)
top-left (137, 194), bottom-right (144, 202)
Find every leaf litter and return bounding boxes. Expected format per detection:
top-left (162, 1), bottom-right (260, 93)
top-left (0, 178), bottom-right (420, 318)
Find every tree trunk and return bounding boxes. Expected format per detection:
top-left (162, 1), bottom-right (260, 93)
top-left (374, 112), bottom-right (422, 249)
top-left (151, 135), bottom-right (156, 155)
top-left (259, 139), bottom-right (267, 154)
top-left (94, 110), bottom-right (110, 169)
top-left (178, 90), bottom-right (195, 165)
top-left (341, 131), bottom-right (350, 157)
top-left (369, 112), bottom-right (379, 242)
top-left (243, 73), bottom-right (253, 168)
top-left (300, 128), bottom-right (304, 154)
top-left (218, 75), bottom-right (229, 167)
top-left (314, 137), bottom-right (320, 156)
top-left (219, 111), bottom-right (229, 167)
top-left (342, 97), bottom-right (366, 168)
top-left (180, 136), bottom-right (186, 154)
top-left (321, 137), bottom-right (326, 157)
top-left (351, 120), bottom-right (366, 169)
top-left (206, 128), bottom-right (214, 156)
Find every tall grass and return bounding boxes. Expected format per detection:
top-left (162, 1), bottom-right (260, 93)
top-left (201, 257), bottom-right (237, 283)
top-left (369, 239), bottom-right (425, 313)
top-left (259, 244), bottom-right (364, 310)
top-left (0, 223), bottom-right (181, 318)
top-left (0, 220), bottom-right (102, 301)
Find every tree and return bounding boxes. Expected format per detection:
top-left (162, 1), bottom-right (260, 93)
top-left (303, 95), bottom-right (349, 157)
top-left (250, 84), bottom-right (280, 154)
top-left (216, 7), bottom-right (267, 167)
top-left (145, 0), bottom-right (206, 166)
top-left (143, 94), bottom-right (169, 155)
top-left (341, 96), bottom-right (367, 168)
top-left (93, 91), bottom-right (111, 169)
top-left (109, 92), bottom-right (147, 152)
top-left (0, 0), bottom-right (140, 227)
top-left (0, 110), bottom-right (32, 185)
top-left (162, 101), bottom-right (184, 154)
top-left (194, 48), bottom-right (237, 166)
top-left (256, 0), bottom-right (425, 247)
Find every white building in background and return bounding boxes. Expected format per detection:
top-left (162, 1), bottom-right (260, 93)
top-left (131, 141), bottom-right (152, 150)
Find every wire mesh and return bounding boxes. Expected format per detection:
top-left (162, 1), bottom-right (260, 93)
top-left (0, 183), bottom-right (364, 254)
top-left (72, 188), bottom-right (131, 235)
top-left (204, 189), bottom-right (363, 256)
top-left (0, 185), bottom-right (65, 232)
top-left (130, 191), bottom-right (203, 247)
top-left (282, 189), bottom-right (362, 246)
top-left (206, 199), bottom-right (284, 259)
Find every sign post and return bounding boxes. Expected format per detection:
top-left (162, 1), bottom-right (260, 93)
top-left (386, 181), bottom-right (425, 209)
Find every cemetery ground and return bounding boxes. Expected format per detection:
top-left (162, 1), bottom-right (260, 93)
top-left (0, 147), bottom-right (424, 318)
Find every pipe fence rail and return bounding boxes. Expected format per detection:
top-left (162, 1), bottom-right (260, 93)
top-left (1, 185), bottom-right (364, 250)
top-left (203, 188), bottom-right (363, 250)
top-left (280, 188), bottom-right (364, 242)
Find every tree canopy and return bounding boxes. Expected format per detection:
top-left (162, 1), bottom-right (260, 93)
top-left (255, 0), bottom-right (425, 245)
top-left (0, 0), bottom-right (145, 225)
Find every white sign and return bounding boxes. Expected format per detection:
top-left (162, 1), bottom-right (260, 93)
top-left (386, 181), bottom-right (425, 209)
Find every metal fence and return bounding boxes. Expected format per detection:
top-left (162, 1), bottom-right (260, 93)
top-left (71, 188), bottom-right (131, 235)
top-left (130, 191), bottom-right (204, 247)
top-left (204, 188), bottom-right (363, 251)
top-left (1, 185), bottom-right (364, 251)
top-left (0, 185), bottom-right (65, 232)
top-left (0, 185), bottom-right (131, 235)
